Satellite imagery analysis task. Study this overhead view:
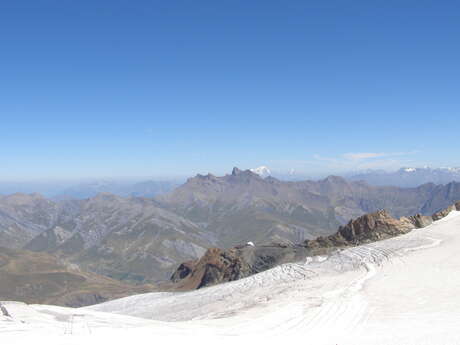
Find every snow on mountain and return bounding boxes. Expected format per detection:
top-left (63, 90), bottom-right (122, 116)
top-left (250, 166), bottom-right (271, 177)
top-left (3, 210), bottom-right (460, 344)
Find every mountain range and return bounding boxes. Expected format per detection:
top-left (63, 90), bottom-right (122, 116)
top-left (2, 168), bottom-right (460, 288)
top-left (349, 167), bottom-right (460, 187)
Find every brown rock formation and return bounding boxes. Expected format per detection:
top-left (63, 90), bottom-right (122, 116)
top-left (304, 210), bottom-right (413, 248)
top-left (407, 214), bottom-right (433, 228)
top-left (172, 248), bottom-right (252, 290)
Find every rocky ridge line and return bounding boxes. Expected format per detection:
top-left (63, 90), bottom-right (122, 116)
top-left (172, 202), bottom-right (460, 289)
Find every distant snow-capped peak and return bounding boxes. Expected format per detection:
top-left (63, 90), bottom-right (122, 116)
top-left (399, 167), bottom-right (460, 174)
top-left (440, 167), bottom-right (460, 173)
top-left (250, 166), bottom-right (271, 177)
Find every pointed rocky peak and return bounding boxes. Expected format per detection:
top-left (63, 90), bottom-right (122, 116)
top-left (231, 167), bottom-right (242, 176)
top-left (230, 167), bottom-right (261, 179)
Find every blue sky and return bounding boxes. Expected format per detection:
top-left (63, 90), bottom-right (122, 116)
top-left (1, 1), bottom-right (459, 180)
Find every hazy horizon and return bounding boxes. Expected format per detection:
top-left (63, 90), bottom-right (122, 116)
top-left (0, 164), bottom-right (458, 184)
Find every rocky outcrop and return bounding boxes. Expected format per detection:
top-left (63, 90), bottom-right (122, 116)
top-left (172, 248), bottom-right (252, 290)
top-left (173, 202), bottom-right (460, 290)
top-left (304, 210), bottom-right (414, 249)
top-left (171, 244), bottom-right (309, 289)
top-left (306, 203), bottom-right (460, 250)
top-left (407, 214), bottom-right (433, 228)
top-left (432, 205), bottom-right (455, 221)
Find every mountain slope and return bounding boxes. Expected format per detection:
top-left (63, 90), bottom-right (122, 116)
top-left (24, 194), bottom-right (214, 283)
top-left (157, 168), bottom-right (460, 248)
top-left (0, 193), bottom-right (60, 248)
top-left (156, 168), bottom-right (343, 247)
top-left (0, 247), bottom-right (153, 307)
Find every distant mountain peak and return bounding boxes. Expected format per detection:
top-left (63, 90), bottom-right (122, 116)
top-left (350, 166), bottom-right (460, 188)
top-left (231, 167), bottom-right (242, 176)
top-left (401, 167), bottom-right (417, 173)
top-left (250, 166), bottom-right (271, 177)
top-left (231, 167), bottom-right (259, 178)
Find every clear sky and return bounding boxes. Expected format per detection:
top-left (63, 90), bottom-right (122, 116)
top-left (1, 1), bottom-right (459, 180)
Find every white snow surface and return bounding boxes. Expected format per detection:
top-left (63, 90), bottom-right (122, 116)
top-left (2, 211), bottom-right (460, 344)
top-left (250, 166), bottom-right (271, 177)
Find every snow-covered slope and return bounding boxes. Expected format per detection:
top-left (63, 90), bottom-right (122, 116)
top-left (2, 211), bottom-right (460, 344)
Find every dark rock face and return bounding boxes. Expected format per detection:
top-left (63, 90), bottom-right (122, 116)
top-left (171, 244), bottom-right (309, 290)
top-left (175, 248), bottom-right (252, 289)
top-left (0, 302), bottom-right (11, 317)
top-left (170, 261), bottom-right (195, 283)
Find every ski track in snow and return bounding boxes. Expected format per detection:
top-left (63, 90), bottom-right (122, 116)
top-left (1, 211), bottom-right (460, 345)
